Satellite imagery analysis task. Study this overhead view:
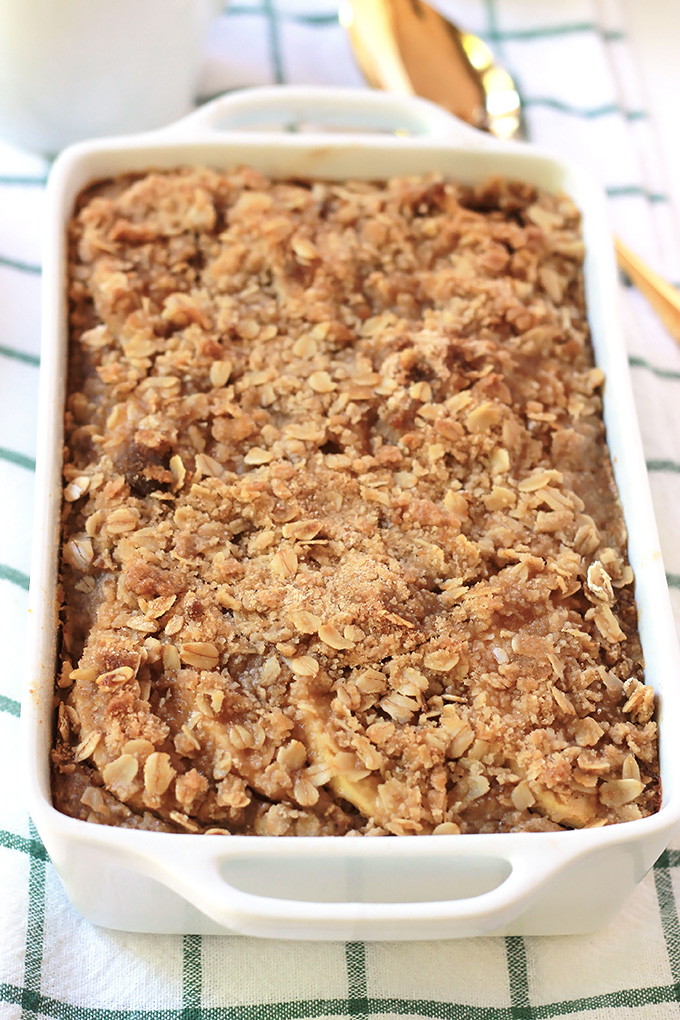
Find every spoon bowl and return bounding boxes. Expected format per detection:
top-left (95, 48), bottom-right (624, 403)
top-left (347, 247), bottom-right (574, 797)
top-left (341, 0), bottom-right (522, 139)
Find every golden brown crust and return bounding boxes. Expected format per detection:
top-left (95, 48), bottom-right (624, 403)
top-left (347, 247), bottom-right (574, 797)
top-left (52, 167), bottom-right (660, 836)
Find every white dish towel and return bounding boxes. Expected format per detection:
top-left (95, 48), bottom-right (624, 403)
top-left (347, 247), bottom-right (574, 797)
top-left (2, 2), bottom-right (680, 1017)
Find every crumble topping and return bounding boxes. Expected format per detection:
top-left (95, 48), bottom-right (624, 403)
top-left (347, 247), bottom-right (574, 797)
top-left (52, 166), bottom-right (660, 835)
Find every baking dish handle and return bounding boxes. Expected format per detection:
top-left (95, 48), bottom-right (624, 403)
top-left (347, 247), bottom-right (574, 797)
top-left (156, 84), bottom-right (487, 145)
top-left (145, 840), bottom-right (579, 940)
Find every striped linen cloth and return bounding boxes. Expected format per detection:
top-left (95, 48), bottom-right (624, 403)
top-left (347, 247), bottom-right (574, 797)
top-left (3, 1), bottom-right (680, 1017)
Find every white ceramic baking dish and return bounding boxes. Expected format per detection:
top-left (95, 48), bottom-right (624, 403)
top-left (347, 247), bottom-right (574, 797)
top-left (24, 85), bottom-right (680, 941)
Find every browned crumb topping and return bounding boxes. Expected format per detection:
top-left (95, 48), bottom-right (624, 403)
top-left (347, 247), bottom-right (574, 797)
top-left (51, 166), bottom-right (660, 836)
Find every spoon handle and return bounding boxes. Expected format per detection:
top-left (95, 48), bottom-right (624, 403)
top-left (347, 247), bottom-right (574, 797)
top-left (615, 237), bottom-right (680, 344)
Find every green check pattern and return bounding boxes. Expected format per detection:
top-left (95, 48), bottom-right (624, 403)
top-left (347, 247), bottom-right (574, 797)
top-left (2, 1), bottom-right (680, 1017)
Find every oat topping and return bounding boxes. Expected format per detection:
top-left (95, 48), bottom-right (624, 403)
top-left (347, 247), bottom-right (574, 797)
top-left (51, 166), bottom-right (660, 836)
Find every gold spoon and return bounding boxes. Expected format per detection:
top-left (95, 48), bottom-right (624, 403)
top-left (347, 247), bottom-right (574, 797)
top-left (342, 0), bottom-right (680, 344)
top-left (341, 0), bottom-right (522, 139)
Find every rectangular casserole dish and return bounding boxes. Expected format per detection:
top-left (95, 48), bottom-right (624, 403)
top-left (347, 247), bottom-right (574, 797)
top-left (24, 85), bottom-right (680, 940)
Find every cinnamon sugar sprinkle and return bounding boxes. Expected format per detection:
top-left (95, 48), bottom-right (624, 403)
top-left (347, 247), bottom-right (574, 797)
top-left (51, 166), bottom-right (660, 835)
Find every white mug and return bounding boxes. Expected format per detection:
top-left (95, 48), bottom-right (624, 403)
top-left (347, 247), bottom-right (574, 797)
top-left (0, 0), bottom-right (220, 153)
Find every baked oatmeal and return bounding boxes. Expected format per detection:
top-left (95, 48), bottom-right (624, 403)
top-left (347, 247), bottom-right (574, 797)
top-left (51, 166), bottom-right (660, 836)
